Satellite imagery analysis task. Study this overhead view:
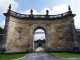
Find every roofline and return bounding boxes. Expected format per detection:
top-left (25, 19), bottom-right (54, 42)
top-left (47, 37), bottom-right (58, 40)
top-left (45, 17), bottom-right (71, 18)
top-left (3, 10), bottom-right (76, 20)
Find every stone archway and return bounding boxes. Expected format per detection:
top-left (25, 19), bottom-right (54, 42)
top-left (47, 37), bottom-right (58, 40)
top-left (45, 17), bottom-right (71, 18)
top-left (3, 5), bottom-right (76, 53)
top-left (32, 26), bottom-right (47, 51)
top-left (33, 26), bottom-right (46, 34)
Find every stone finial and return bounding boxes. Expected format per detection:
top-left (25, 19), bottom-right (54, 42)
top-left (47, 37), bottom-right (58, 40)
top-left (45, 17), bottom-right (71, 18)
top-left (68, 6), bottom-right (72, 15)
top-left (9, 4), bottom-right (11, 10)
top-left (46, 10), bottom-right (49, 15)
top-left (68, 6), bottom-right (71, 11)
top-left (30, 9), bottom-right (33, 14)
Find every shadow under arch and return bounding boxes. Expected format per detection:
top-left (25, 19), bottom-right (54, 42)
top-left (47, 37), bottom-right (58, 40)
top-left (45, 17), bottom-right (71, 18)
top-left (33, 26), bottom-right (46, 34)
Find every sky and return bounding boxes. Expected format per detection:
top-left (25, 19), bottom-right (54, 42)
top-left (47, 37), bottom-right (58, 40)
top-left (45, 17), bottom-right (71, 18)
top-left (34, 29), bottom-right (45, 40)
top-left (0, 0), bottom-right (80, 40)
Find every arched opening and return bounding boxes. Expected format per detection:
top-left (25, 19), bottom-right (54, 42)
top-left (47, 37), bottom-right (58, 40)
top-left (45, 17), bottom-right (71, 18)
top-left (33, 26), bottom-right (46, 51)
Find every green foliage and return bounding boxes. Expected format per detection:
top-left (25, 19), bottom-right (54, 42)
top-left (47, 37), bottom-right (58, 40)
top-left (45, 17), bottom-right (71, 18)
top-left (0, 27), bottom-right (2, 30)
top-left (34, 39), bottom-right (45, 43)
top-left (0, 27), bottom-right (3, 32)
top-left (51, 51), bottom-right (80, 58)
top-left (0, 27), bottom-right (2, 29)
top-left (0, 52), bottom-right (28, 60)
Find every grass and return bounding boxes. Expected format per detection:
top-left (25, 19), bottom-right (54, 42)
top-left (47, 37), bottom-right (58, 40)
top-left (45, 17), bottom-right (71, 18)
top-left (0, 52), bottom-right (28, 60)
top-left (51, 51), bottom-right (80, 58)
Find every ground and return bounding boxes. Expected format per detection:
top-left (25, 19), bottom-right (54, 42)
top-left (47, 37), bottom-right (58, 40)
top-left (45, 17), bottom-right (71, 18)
top-left (16, 47), bottom-right (80, 60)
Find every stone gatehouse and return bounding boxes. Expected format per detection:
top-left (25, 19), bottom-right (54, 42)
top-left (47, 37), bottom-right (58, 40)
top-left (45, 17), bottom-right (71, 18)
top-left (0, 5), bottom-right (80, 53)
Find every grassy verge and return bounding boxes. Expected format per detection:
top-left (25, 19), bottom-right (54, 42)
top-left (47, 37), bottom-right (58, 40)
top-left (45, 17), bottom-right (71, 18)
top-left (50, 51), bottom-right (80, 58)
top-left (0, 52), bottom-right (28, 60)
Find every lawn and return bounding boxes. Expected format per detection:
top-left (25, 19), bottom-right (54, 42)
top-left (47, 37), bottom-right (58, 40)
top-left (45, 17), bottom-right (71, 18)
top-left (51, 51), bottom-right (80, 58)
top-left (0, 52), bottom-right (28, 60)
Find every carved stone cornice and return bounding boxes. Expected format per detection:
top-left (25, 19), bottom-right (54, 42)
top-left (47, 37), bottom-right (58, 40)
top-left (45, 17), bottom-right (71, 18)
top-left (3, 10), bottom-right (76, 20)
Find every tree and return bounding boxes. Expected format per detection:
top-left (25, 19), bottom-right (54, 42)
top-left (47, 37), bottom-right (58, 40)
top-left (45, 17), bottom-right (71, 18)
top-left (0, 27), bottom-right (2, 31)
top-left (0, 27), bottom-right (2, 30)
top-left (34, 39), bottom-right (45, 43)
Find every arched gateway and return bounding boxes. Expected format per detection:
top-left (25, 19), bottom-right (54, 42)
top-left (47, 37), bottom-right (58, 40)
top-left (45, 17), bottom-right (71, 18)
top-left (3, 5), bottom-right (76, 53)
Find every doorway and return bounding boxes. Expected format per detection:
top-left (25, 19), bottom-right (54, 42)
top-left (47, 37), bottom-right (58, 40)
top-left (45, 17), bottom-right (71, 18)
top-left (33, 26), bottom-right (46, 51)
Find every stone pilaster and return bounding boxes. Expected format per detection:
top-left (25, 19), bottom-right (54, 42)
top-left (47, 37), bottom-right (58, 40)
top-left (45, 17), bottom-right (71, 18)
top-left (46, 24), bottom-right (50, 51)
top-left (2, 15), bottom-right (10, 52)
top-left (28, 24), bottom-right (33, 51)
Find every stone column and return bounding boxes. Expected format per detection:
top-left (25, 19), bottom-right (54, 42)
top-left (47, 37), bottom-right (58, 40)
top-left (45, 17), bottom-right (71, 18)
top-left (46, 24), bottom-right (50, 51)
top-left (3, 20), bottom-right (9, 44)
top-left (2, 16), bottom-right (10, 52)
top-left (28, 24), bottom-right (33, 51)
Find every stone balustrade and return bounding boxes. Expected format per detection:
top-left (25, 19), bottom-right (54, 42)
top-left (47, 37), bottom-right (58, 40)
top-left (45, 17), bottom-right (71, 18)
top-left (9, 10), bottom-right (69, 19)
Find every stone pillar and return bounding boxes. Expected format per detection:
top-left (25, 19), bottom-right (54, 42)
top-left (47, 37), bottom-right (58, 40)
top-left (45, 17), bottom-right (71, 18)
top-left (28, 24), bottom-right (33, 51)
top-left (3, 20), bottom-right (9, 43)
top-left (46, 24), bottom-right (50, 51)
top-left (2, 16), bottom-right (10, 52)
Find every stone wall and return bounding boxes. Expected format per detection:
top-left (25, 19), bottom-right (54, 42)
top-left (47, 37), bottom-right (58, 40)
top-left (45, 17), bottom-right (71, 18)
top-left (5, 19), bottom-right (32, 53)
top-left (45, 17), bottom-right (75, 51)
top-left (3, 15), bottom-right (76, 53)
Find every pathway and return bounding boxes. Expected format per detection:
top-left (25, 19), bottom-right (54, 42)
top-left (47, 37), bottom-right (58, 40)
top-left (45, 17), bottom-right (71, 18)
top-left (18, 51), bottom-right (80, 60)
top-left (19, 51), bottom-right (60, 60)
top-left (35, 47), bottom-right (45, 51)
top-left (17, 47), bottom-right (80, 60)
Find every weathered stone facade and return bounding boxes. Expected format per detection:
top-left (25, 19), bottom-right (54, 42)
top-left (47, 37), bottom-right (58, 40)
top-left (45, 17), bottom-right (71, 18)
top-left (1, 5), bottom-right (80, 53)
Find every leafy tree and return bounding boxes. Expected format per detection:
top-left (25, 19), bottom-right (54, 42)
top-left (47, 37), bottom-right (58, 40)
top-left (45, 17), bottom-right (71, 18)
top-left (34, 39), bottom-right (45, 43)
top-left (0, 27), bottom-right (2, 30)
top-left (0, 27), bottom-right (2, 31)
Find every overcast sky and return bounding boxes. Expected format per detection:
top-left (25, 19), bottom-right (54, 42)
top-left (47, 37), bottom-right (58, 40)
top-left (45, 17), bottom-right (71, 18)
top-left (34, 29), bottom-right (45, 41)
top-left (0, 0), bottom-right (80, 40)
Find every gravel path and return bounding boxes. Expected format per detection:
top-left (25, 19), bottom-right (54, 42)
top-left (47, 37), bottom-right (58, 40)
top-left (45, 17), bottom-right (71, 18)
top-left (35, 47), bottom-right (45, 51)
top-left (16, 47), bottom-right (80, 60)
top-left (17, 51), bottom-right (80, 60)
top-left (19, 51), bottom-right (60, 60)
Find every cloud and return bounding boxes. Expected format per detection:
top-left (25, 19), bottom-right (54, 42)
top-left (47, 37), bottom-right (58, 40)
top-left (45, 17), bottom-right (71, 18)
top-left (51, 4), bottom-right (68, 14)
top-left (20, 9), bottom-right (38, 14)
top-left (35, 29), bottom-right (44, 32)
top-left (34, 29), bottom-right (45, 40)
top-left (39, 7), bottom-right (50, 14)
top-left (40, 4), bottom-right (68, 15)
top-left (74, 15), bottom-right (80, 29)
top-left (0, 0), bottom-right (19, 28)
top-left (71, 0), bottom-right (80, 14)
top-left (34, 34), bottom-right (45, 40)
top-left (0, 0), bottom-right (19, 14)
top-left (20, 4), bottom-right (68, 15)
top-left (71, 0), bottom-right (80, 29)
